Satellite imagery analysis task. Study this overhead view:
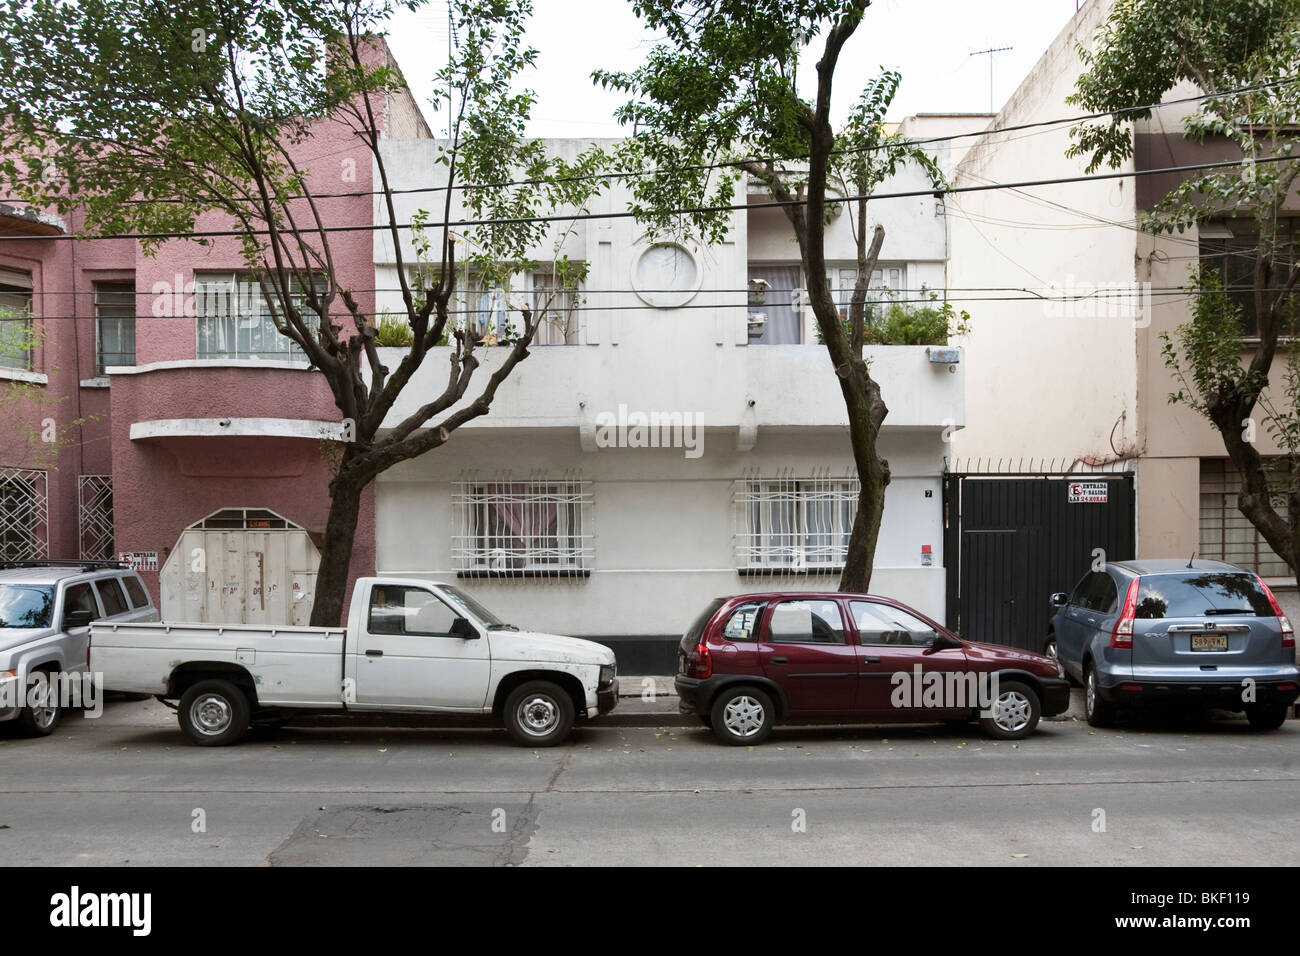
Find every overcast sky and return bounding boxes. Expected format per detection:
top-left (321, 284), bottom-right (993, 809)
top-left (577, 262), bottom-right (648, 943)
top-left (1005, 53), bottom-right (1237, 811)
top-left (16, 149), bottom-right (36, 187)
top-left (385, 0), bottom-right (1088, 138)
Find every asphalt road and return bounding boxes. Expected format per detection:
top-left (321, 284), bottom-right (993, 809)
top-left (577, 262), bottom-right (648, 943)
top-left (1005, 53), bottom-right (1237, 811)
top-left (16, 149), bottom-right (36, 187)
top-left (0, 694), bottom-right (1296, 866)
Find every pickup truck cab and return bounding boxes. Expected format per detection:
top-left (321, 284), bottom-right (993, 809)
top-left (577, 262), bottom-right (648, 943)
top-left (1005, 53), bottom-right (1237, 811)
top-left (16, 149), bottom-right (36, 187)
top-left (91, 577), bottom-right (618, 747)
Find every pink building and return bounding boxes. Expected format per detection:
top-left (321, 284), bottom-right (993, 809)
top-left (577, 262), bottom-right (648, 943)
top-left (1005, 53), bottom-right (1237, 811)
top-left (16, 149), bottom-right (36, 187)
top-left (0, 39), bottom-right (430, 624)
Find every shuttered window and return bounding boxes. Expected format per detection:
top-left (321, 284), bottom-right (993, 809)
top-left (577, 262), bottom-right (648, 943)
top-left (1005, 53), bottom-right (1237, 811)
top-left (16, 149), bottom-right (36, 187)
top-left (1198, 458), bottom-right (1292, 576)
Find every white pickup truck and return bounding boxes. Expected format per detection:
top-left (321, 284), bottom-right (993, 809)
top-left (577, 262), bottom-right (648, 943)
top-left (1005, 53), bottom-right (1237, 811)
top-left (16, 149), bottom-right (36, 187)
top-left (90, 577), bottom-right (618, 747)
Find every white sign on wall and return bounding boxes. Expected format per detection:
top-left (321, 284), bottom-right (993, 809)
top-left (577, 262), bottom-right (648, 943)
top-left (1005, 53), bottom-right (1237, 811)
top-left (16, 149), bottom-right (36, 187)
top-left (118, 551), bottom-right (159, 571)
top-left (1067, 482), bottom-right (1109, 504)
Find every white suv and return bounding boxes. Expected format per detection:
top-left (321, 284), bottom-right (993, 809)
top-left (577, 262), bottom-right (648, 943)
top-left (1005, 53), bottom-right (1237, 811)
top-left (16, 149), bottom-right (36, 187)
top-left (0, 561), bottom-right (157, 736)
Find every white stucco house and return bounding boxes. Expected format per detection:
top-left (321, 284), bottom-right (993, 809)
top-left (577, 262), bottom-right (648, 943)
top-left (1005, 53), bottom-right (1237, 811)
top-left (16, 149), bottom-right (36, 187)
top-left (370, 138), bottom-right (966, 671)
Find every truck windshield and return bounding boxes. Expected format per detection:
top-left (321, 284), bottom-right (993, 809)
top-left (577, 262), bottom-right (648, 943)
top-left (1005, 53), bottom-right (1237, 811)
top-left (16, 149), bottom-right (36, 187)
top-left (440, 585), bottom-right (513, 629)
top-left (0, 585), bottom-right (54, 628)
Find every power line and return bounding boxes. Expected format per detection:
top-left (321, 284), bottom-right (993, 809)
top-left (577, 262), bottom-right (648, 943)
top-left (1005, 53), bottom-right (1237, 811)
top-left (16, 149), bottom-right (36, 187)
top-left (1, 75), bottom-right (1294, 207)
top-left (0, 152), bottom-right (1295, 244)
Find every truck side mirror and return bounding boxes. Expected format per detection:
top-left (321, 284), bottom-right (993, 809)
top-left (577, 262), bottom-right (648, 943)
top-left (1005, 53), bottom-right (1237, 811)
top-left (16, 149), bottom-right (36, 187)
top-left (450, 616), bottom-right (477, 640)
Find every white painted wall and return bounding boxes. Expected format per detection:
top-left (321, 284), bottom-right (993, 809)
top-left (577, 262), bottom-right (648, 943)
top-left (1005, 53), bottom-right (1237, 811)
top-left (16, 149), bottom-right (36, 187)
top-left (945, 0), bottom-right (1141, 468)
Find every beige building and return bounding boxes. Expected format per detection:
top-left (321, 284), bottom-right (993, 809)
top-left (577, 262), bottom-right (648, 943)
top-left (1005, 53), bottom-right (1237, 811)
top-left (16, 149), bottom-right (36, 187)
top-left (946, 0), bottom-right (1300, 622)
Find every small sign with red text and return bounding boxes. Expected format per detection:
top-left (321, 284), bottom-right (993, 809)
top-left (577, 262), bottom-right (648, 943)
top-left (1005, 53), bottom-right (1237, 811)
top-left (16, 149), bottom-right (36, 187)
top-left (1067, 482), bottom-right (1108, 504)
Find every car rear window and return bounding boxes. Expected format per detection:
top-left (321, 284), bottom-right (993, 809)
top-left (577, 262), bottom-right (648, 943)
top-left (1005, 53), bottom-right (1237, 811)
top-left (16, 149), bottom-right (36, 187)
top-left (1135, 572), bottom-right (1274, 619)
top-left (95, 577), bottom-right (130, 616)
top-left (682, 599), bottom-right (725, 645)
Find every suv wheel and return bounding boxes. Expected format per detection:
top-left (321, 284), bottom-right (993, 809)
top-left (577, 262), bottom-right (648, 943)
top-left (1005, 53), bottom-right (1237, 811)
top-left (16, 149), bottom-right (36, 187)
top-left (710, 685), bottom-right (774, 746)
top-left (1245, 702), bottom-right (1288, 731)
top-left (17, 669), bottom-right (60, 737)
top-left (978, 680), bottom-right (1040, 740)
top-left (1084, 663), bottom-right (1116, 728)
top-left (178, 679), bottom-right (252, 746)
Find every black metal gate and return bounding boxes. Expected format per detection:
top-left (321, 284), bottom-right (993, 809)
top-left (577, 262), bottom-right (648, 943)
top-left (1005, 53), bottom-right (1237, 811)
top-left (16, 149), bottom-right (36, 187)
top-left (943, 473), bottom-right (1135, 652)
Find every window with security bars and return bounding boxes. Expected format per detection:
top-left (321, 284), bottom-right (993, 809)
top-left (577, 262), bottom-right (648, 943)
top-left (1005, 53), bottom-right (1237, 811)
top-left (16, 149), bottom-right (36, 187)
top-left (735, 476), bottom-right (859, 571)
top-left (195, 272), bottom-right (322, 361)
top-left (452, 480), bottom-right (593, 575)
top-left (0, 468), bottom-right (48, 561)
top-left (95, 281), bottom-right (135, 372)
top-left (1199, 458), bottom-right (1292, 576)
top-left (78, 476), bottom-right (114, 560)
top-left (530, 272), bottom-right (581, 345)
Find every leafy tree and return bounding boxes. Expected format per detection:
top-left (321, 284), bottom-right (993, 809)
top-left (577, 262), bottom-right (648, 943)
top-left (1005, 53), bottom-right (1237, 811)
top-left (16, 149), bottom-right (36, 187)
top-left (1068, 0), bottom-right (1300, 586)
top-left (0, 0), bottom-right (605, 624)
top-left (595, 1), bottom-right (944, 592)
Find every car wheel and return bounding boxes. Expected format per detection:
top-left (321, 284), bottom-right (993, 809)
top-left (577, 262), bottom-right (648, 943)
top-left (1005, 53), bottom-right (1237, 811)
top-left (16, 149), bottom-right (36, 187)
top-left (1084, 663), bottom-right (1116, 728)
top-left (710, 685), bottom-right (774, 746)
top-left (1245, 703), bottom-right (1288, 731)
top-left (978, 680), bottom-right (1040, 740)
top-left (17, 670), bottom-right (61, 737)
top-left (178, 679), bottom-right (252, 746)
top-left (504, 681), bottom-right (575, 747)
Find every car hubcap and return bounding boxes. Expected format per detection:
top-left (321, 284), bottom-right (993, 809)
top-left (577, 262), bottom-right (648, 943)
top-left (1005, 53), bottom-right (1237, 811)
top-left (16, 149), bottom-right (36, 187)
top-left (191, 694), bottom-right (232, 736)
top-left (517, 695), bottom-right (560, 736)
top-left (991, 691), bottom-right (1031, 733)
top-left (722, 696), bottom-right (764, 737)
top-left (31, 679), bottom-right (56, 729)
top-left (1086, 672), bottom-right (1096, 715)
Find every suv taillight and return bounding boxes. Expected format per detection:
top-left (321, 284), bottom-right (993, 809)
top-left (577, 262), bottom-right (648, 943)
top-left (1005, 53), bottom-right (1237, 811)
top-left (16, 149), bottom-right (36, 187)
top-left (1257, 576), bottom-right (1294, 648)
top-left (1111, 578), bottom-right (1139, 648)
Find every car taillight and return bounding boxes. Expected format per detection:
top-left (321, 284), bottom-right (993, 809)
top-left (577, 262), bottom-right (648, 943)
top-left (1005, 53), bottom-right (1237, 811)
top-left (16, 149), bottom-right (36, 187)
top-left (1111, 578), bottom-right (1139, 648)
top-left (690, 641), bottom-right (712, 679)
top-left (1256, 576), bottom-right (1294, 648)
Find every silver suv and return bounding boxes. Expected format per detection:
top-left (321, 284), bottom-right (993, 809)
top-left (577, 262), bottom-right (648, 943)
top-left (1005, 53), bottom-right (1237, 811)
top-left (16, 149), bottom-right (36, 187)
top-left (0, 561), bottom-right (157, 736)
top-left (1049, 559), bottom-right (1300, 730)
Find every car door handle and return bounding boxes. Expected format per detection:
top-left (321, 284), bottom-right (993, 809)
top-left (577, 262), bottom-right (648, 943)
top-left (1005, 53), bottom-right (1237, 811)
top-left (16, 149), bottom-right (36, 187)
top-left (365, 649), bottom-right (383, 657)
top-left (770, 656), bottom-right (788, 664)
top-left (861, 656), bottom-right (881, 664)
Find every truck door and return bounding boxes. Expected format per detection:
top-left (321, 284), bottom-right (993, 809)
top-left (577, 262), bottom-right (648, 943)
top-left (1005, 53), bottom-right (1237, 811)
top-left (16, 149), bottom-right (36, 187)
top-left (354, 583), bottom-right (491, 710)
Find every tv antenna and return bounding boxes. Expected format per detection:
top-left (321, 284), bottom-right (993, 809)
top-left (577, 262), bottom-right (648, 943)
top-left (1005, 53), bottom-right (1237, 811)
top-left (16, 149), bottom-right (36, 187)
top-left (970, 46), bottom-right (1013, 113)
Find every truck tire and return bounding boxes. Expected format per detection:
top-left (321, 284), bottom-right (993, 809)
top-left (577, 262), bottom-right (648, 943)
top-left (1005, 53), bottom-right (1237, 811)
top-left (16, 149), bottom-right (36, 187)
top-left (503, 680), bottom-right (575, 747)
top-left (178, 679), bottom-right (252, 746)
top-left (17, 669), bottom-right (60, 737)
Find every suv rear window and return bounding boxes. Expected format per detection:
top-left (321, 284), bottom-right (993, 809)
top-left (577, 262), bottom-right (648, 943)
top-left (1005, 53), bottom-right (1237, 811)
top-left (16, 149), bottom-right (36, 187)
top-left (95, 577), bottom-right (130, 616)
top-left (123, 575), bottom-right (149, 608)
top-left (1136, 572), bottom-right (1274, 619)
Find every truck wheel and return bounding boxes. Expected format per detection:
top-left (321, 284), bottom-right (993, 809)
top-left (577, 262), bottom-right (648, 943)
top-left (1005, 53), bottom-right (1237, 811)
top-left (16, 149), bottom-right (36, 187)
top-left (17, 670), bottom-right (60, 737)
top-left (978, 680), bottom-right (1040, 740)
top-left (179, 680), bottom-right (251, 746)
top-left (710, 685), bottom-right (774, 746)
top-left (504, 681), bottom-right (575, 747)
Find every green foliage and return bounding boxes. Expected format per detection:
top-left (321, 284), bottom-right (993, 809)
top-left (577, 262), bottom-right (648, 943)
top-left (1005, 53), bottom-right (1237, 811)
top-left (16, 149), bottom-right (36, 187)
top-left (834, 70), bottom-right (945, 201)
top-left (818, 293), bottom-right (970, 346)
top-left (1161, 269), bottom-right (1265, 414)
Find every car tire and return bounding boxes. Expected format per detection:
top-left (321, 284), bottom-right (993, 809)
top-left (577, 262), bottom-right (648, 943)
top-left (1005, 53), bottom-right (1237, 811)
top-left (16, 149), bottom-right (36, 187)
top-left (504, 681), bottom-right (575, 747)
top-left (978, 680), bottom-right (1041, 740)
top-left (1084, 663), bottom-right (1117, 728)
top-left (710, 685), bottom-right (774, 746)
top-left (1245, 703), bottom-right (1288, 731)
top-left (17, 669), bottom-right (61, 737)
top-left (178, 679), bottom-right (252, 746)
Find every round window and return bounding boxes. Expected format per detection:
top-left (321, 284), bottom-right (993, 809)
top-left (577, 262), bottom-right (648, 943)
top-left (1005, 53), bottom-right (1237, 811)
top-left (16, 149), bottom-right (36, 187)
top-left (631, 241), bottom-right (703, 308)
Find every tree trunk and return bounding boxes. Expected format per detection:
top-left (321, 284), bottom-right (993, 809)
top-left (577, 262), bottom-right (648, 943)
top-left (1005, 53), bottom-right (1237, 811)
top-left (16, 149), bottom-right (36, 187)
top-left (837, 367), bottom-right (891, 593)
top-left (309, 468), bottom-right (365, 627)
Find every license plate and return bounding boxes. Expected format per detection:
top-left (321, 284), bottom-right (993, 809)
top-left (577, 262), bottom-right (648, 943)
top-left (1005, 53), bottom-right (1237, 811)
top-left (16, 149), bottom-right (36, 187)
top-left (1190, 633), bottom-right (1228, 651)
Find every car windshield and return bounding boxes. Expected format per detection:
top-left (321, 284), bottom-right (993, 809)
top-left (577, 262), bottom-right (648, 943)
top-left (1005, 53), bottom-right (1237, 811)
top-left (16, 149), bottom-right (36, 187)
top-left (0, 585), bottom-right (54, 628)
top-left (439, 585), bottom-right (514, 629)
top-left (1135, 572), bottom-right (1273, 619)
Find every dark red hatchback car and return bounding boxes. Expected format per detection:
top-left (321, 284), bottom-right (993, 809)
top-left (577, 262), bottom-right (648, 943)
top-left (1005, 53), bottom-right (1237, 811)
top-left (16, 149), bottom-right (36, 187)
top-left (676, 591), bottom-right (1070, 745)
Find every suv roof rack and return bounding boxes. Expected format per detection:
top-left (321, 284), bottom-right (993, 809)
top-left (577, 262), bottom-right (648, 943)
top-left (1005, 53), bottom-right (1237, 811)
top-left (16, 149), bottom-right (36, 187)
top-left (0, 559), bottom-right (126, 571)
